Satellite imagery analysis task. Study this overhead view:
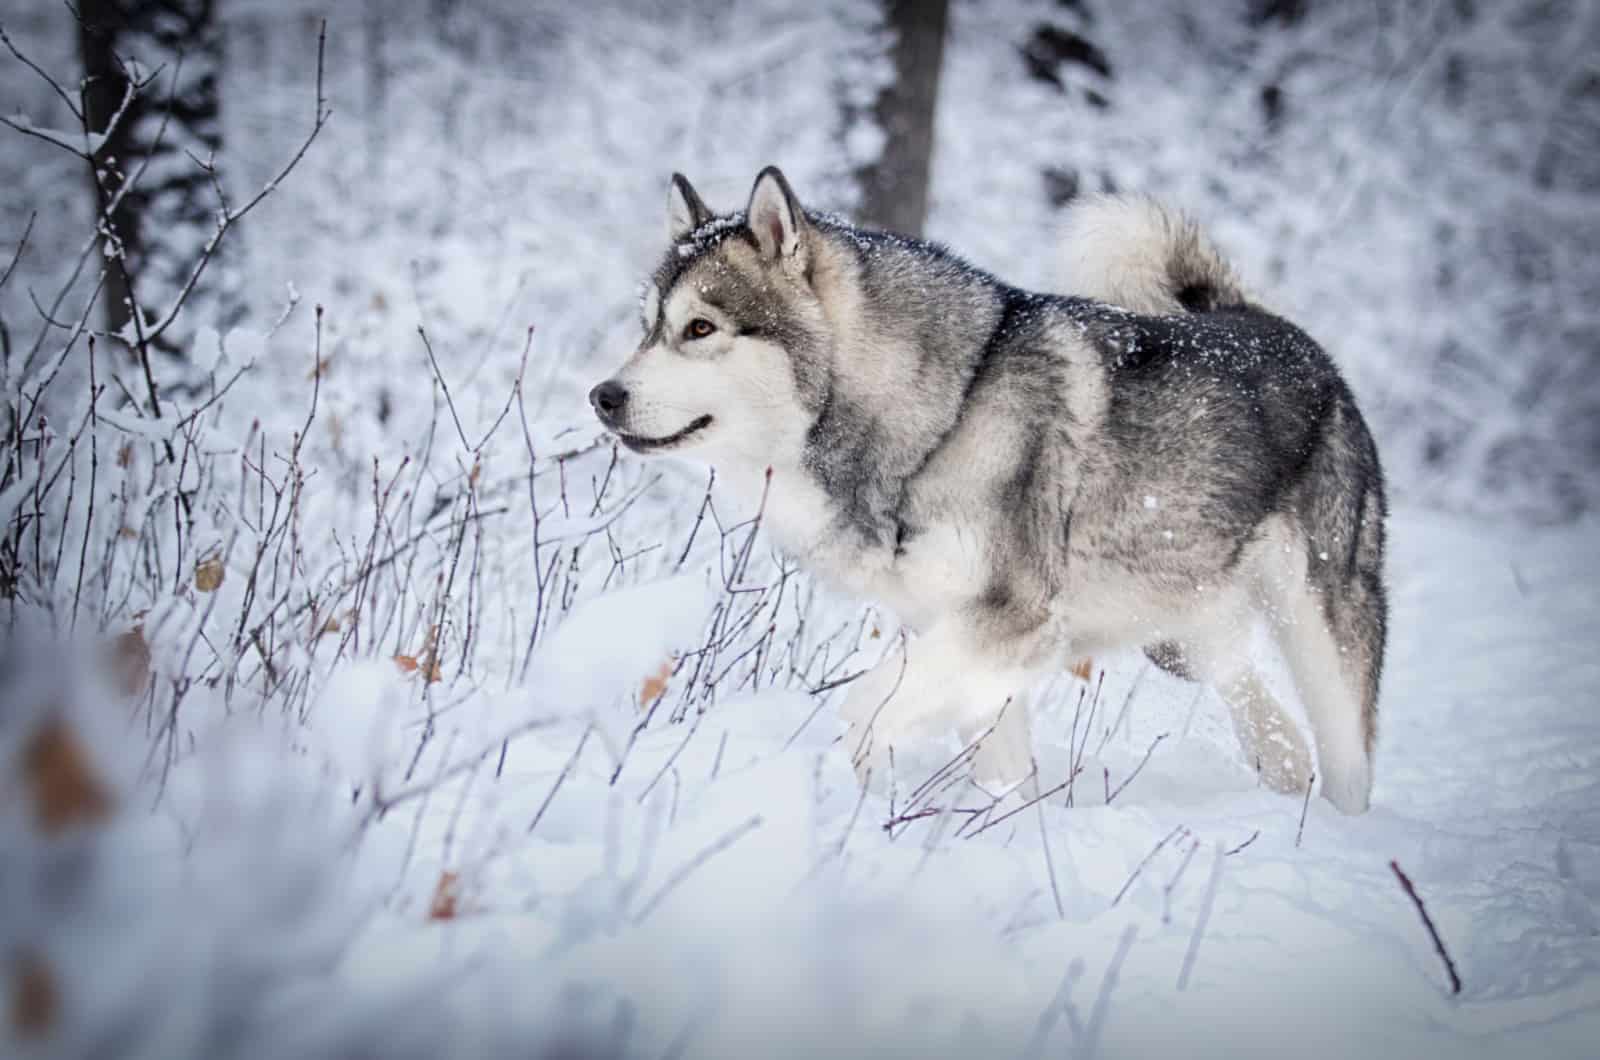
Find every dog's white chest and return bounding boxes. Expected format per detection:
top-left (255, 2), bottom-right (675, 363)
top-left (751, 470), bottom-right (988, 631)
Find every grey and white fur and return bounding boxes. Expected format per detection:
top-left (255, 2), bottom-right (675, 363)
top-left (591, 168), bottom-right (1386, 814)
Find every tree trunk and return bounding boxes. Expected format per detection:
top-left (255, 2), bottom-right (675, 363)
top-left (77, 0), bottom-right (232, 358)
top-left (855, 0), bottom-right (949, 238)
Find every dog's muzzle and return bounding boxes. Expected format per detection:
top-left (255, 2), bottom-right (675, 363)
top-left (588, 379), bottom-right (713, 452)
top-left (589, 379), bottom-right (628, 424)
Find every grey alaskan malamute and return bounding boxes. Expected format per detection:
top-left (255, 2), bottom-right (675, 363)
top-left (591, 168), bottom-right (1386, 814)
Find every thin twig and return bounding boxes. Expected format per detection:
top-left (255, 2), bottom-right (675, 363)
top-left (965, 772), bottom-right (1076, 839)
top-left (139, 20), bottom-right (331, 350)
top-left (638, 715), bottom-right (702, 803)
top-left (632, 814), bottom-right (763, 923)
top-left (1161, 836), bottom-right (1200, 924)
top-left (1295, 770), bottom-right (1316, 847)
top-left (528, 725), bottom-right (591, 835)
top-left (1111, 824), bottom-right (1184, 906)
top-left (1390, 859), bottom-right (1463, 996)
top-left (0, 211), bottom-right (35, 294)
top-left (1037, 780), bottom-right (1065, 919)
top-left (0, 23), bottom-right (83, 121)
top-left (417, 325), bottom-right (471, 452)
top-left (1106, 731), bottom-right (1168, 804)
top-left (1223, 829), bottom-right (1260, 856)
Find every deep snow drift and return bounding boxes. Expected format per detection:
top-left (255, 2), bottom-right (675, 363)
top-left (7, 503), bottom-right (1598, 1058)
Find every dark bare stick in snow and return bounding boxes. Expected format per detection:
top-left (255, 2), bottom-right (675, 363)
top-left (1296, 770), bottom-right (1315, 847)
top-left (1224, 829), bottom-right (1261, 856)
top-left (1390, 859), bottom-right (1463, 995)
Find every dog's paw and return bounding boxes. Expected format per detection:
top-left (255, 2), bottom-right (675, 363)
top-left (1255, 736), bottom-right (1314, 797)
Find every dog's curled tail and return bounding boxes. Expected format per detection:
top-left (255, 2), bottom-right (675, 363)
top-left (1058, 194), bottom-right (1253, 315)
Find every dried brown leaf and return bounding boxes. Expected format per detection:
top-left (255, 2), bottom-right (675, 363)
top-left (109, 625), bottom-right (150, 697)
top-left (393, 651), bottom-right (442, 683)
top-left (1069, 658), bottom-right (1095, 683)
top-left (193, 553), bottom-right (225, 593)
top-left (429, 871), bottom-right (460, 921)
top-left (22, 717), bottom-right (114, 835)
top-left (639, 659), bottom-right (672, 708)
top-left (10, 949), bottom-right (57, 1038)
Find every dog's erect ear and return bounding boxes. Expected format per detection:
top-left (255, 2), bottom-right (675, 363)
top-left (667, 173), bottom-right (713, 242)
top-left (746, 166), bottom-right (808, 263)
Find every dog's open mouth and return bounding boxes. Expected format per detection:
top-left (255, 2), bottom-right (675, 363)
top-left (614, 414), bottom-right (713, 452)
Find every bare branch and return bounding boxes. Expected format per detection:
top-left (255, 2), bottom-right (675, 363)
top-left (528, 725), bottom-right (591, 835)
top-left (0, 211), bottom-right (36, 294)
top-left (1295, 770), bottom-right (1315, 847)
top-left (139, 21), bottom-right (331, 350)
top-left (1223, 829), bottom-right (1260, 856)
top-left (1390, 860), bottom-right (1463, 996)
top-left (0, 21), bottom-right (83, 122)
top-left (1111, 824), bottom-right (1185, 907)
top-left (1105, 731), bottom-right (1168, 804)
top-left (632, 814), bottom-right (763, 923)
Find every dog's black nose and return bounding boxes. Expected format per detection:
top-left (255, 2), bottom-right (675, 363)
top-left (589, 380), bottom-right (628, 417)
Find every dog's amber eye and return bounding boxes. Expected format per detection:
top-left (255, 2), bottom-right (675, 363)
top-left (684, 318), bottom-right (716, 340)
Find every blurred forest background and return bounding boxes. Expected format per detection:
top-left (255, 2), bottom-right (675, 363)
top-left (3, 0), bottom-right (1598, 522)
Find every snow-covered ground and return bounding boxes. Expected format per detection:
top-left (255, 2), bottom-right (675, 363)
top-left (8, 501), bottom-right (1598, 1058)
top-left (324, 507), bottom-right (1600, 1059)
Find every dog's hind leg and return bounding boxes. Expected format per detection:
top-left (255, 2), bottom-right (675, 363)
top-left (1266, 570), bottom-right (1378, 814)
top-left (1254, 507), bottom-right (1383, 815)
top-left (1216, 668), bottom-right (1314, 796)
top-left (1268, 407), bottom-right (1386, 815)
top-left (1168, 623), bottom-right (1314, 796)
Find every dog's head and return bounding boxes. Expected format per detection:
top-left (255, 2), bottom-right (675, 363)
top-left (589, 167), bottom-right (834, 468)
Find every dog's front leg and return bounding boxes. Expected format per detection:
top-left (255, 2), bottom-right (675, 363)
top-left (838, 607), bottom-right (1052, 790)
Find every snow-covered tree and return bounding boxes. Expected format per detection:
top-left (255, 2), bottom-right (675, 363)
top-left (78, 0), bottom-right (239, 362)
